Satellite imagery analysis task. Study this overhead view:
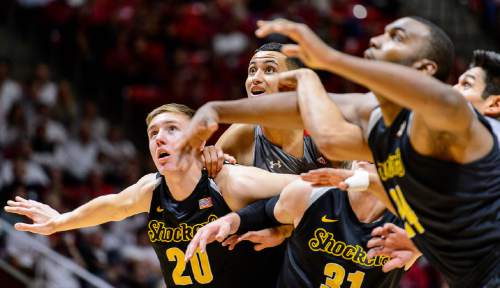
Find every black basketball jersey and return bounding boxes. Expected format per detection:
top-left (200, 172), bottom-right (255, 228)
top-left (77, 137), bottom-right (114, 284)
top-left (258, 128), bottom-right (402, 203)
top-left (253, 126), bottom-right (330, 173)
top-left (277, 187), bottom-right (403, 288)
top-left (251, 125), bottom-right (332, 286)
top-left (147, 171), bottom-right (270, 288)
top-left (367, 108), bottom-right (500, 288)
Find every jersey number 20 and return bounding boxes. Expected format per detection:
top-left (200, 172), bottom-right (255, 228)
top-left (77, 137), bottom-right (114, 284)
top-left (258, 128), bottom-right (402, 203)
top-left (166, 247), bottom-right (214, 285)
top-left (320, 263), bottom-right (365, 288)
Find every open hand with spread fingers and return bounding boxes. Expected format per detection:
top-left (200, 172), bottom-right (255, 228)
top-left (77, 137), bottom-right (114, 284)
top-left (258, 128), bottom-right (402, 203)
top-left (367, 223), bottom-right (422, 272)
top-left (222, 225), bottom-right (293, 251)
top-left (185, 212), bottom-right (240, 262)
top-left (255, 18), bottom-right (335, 71)
top-left (4, 196), bottom-right (61, 235)
top-left (301, 168), bottom-right (354, 189)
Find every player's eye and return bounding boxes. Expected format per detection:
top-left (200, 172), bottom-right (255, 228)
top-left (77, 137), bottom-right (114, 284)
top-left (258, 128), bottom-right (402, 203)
top-left (391, 31), bottom-right (405, 42)
top-left (265, 66), bottom-right (277, 74)
top-left (149, 130), bottom-right (158, 139)
top-left (248, 66), bottom-right (257, 75)
top-left (462, 82), bottom-right (472, 89)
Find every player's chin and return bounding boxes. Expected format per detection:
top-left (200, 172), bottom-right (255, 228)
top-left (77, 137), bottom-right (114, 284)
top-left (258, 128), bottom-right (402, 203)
top-left (157, 162), bottom-right (178, 174)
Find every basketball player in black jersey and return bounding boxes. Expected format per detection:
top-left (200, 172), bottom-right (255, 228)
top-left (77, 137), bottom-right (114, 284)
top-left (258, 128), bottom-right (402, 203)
top-left (310, 49), bottom-right (500, 275)
top-left (338, 50), bottom-right (500, 280)
top-left (185, 161), bottom-right (413, 288)
top-left (176, 18), bottom-right (499, 287)
top-left (4, 103), bottom-right (309, 288)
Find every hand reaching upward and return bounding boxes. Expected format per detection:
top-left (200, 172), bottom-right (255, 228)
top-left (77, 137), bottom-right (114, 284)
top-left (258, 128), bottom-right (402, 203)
top-left (256, 19), bottom-right (336, 71)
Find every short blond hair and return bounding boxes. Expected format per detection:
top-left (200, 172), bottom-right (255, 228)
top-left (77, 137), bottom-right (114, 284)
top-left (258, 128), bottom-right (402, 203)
top-left (146, 103), bottom-right (195, 126)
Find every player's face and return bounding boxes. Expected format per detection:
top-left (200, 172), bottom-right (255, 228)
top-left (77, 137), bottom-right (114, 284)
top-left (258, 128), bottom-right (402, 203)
top-left (453, 67), bottom-right (488, 112)
top-left (364, 17), bottom-right (430, 65)
top-left (245, 51), bottom-right (289, 97)
top-left (148, 112), bottom-right (190, 174)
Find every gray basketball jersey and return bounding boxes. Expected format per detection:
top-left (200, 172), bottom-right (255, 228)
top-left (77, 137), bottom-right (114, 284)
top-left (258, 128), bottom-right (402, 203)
top-left (486, 116), bottom-right (500, 142)
top-left (253, 126), bottom-right (330, 174)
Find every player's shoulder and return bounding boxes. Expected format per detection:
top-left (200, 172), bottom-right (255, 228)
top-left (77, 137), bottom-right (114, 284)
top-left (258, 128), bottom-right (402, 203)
top-left (136, 173), bottom-right (161, 190)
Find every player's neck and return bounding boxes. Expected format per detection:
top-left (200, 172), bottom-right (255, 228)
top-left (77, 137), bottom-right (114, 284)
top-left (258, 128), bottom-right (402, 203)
top-left (164, 161), bottom-right (203, 201)
top-left (373, 92), bottom-right (404, 126)
top-left (261, 126), bottom-right (304, 158)
top-left (347, 190), bottom-right (385, 223)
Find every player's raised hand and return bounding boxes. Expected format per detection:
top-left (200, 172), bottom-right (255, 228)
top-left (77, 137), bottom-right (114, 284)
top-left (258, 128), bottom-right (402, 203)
top-left (223, 225), bottom-right (293, 251)
top-left (255, 19), bottom-right (334, 70)
top-left (4, 196), bottom-right (61, 235)
top-left (367, 223), bottom-right (422, 272)
top-left (175, 104), bottom-right (220, 171)
top-left (301, 168), bottom-right (353, 189)
top-left (185, 212), bottom-right (241, 262)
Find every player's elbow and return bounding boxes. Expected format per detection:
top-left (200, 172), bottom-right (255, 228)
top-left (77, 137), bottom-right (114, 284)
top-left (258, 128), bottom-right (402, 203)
top-left (314, 134), bottom-right (354, 161)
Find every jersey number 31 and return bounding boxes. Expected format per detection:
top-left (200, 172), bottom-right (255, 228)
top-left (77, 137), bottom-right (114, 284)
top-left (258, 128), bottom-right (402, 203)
top-left (320, 263), bottom-right (365, 288)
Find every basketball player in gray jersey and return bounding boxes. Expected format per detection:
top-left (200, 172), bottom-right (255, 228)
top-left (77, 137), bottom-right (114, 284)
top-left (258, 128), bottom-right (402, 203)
top-left (216, 42), bottom-right (330, 174)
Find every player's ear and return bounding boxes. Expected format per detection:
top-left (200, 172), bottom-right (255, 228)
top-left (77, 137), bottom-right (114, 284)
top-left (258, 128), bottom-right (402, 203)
top-left (412, 59), bottom-right (438, 77)
top-left (484, 95), bottom-right (500, 118)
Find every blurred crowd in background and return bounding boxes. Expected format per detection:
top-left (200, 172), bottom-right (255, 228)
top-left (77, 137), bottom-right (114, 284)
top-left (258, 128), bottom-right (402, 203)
top-left (0, 0), bottom-right (498, 287)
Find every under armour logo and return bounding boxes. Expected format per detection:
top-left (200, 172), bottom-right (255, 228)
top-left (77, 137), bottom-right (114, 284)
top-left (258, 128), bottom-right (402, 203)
top-left (269, 160), bottom-right (282, 169)
top-left (317, 157), bottom-right (327, 165)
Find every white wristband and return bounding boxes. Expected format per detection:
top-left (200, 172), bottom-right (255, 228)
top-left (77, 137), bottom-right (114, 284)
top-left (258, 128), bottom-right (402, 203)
top-left (345, 169), bottom-right (369, 192)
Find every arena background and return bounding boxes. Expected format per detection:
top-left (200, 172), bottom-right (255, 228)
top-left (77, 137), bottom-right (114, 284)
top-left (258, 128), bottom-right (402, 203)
top-left (0, 0), bottom-right (498, 287)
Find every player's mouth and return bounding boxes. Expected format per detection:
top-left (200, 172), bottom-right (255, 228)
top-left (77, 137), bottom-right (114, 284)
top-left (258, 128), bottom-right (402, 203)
top-left (157, 150), bottom-right (172, 162)
top-left (251, 86), bottom-right (266, 96)
top-left (159, 152), bottom-right (170, 159)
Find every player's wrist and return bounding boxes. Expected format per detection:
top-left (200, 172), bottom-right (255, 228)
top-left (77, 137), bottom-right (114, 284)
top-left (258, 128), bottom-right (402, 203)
top-left (226, 212), bottom-right (241, 235)
top-left (276, 224), bottom-right (293, 238)
top-left (52, 212), bottom-right (72, 233)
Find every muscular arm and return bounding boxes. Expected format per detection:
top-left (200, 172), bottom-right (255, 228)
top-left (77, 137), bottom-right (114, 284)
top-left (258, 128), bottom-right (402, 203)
top-left (273, 180), bottom-right (313, 227)
top-left (214, 164), bottom-right (299, 211)
top-left (5, 173), bottom-right (159, 235)
top-left (215, 124), bottom-right (255, 165)
top-left (291, 69), bottom-right (373, 161)
top-left (257, 19), bottom-right (496, 163)
top-left (55, 174), bottom-right (160, 231)
top-left (199, 90), bottom-right (375, 161)
top-left (55, 173), bottom-right (158, 232)
top-left (323, 52), bottom-right (475, 132)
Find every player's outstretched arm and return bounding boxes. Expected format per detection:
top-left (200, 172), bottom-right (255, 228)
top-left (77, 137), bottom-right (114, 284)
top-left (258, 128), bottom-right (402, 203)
top-left (175, 90), bottom-right (375, 162)
top-left (301, 162), bottom-right (396, 214)
top-left (214, 164), bottom-right (299, 211)
top-left (4, 173), bottom-right (159, 235)
top-left (256, 19), bottom-right (473, 134)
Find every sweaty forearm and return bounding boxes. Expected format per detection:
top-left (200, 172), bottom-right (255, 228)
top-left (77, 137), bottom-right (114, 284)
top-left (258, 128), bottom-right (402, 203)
top-left (54, 194), bottom-right (130, 232)
top-left (209, 92), bottom-right (304, 129)
top-left (295, 70), bottom-right (372, 161)
top-left (324, 51), bottom-right (471, 129)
